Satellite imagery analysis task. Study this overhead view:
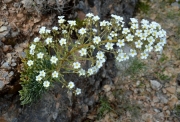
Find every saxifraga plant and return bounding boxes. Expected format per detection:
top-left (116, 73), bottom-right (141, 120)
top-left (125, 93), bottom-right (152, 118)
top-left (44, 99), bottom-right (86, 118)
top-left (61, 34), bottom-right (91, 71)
top-left (19, 13), bottom-right (167, 105)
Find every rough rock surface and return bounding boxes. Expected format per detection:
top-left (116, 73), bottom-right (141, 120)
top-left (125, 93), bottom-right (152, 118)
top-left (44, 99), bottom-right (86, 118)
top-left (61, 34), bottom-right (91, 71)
top-left (0, 0), bottom-right (138, 121)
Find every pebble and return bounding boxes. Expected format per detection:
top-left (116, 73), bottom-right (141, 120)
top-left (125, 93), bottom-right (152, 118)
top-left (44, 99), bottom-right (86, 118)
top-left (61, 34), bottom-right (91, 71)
top-left (11, 63), bottom-right (16, 67)
top-left (1, 62), bottom-right (11, 69)
top-left (0, 80), bottom-right (5, 90)
top-left (150, 80), bottom-right (162, 91)
top-left (171, 2), bottom-right (180, 10)
top-left (166, 86), bottom-right (176, 94)
top-left (0, 26), bottom-right (7, 32)
top-left (8, 71), bottom-right (14, 77)
top-left (3, 0), bottom-right (13, 3)
top-left (3, 45), bottom-right (12, 52)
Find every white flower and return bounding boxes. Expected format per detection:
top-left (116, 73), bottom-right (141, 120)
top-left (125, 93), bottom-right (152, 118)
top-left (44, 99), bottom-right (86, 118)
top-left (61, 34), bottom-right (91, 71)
top-left (75, 88), bottom-right (81, 95)
top-left (116, 39), bottom-right (125, 47)
top-left (58, 18), bottom-right (65, 24)
top-left (87, 68), bottom-right (94, 75)
top-left (110, 31), bottom-right (117, 37)
top-left (116, 52), bottom-right (129, 61)
top-left (43, 81), bottom-right (50, 88)
top-left (122, 53), bottom-right (129, 60)
top-left (45, 29), bottom-right (51, 34)
top-left (39, 70), bottom-right (46, 77)
top-left (30, 44), bottom-right (36, 50)
top-left (150, 21), bottom-right (159, 30)
top-left (62, 30), bottom-right (67, 34)
top-left (78, 28), bottom-right (87, 35)
top-left (135, 30), bottom-right (142, 37)
top-left (158, 29), bottom-right (166, 38)
top-left (108, 36), bottom-right (112, 40)
top-left (96, 51), bottom-right (105, 60)
top-left (92, 15), bottom-right (100, 21)
top-left (50, 56), bottom-right (58, 64)
top-left (68, 20), bottom-right (76, 26)
top-left (52, 71), bottom-right (58, 78)
top-left (90, 45), bottom-right (95, 50)
top-left (145, 44), bottom-right (153, 52)
top-left (34, 37), bottom-right (40, 42)
top-left (105, 42), bottom-right (114, 50)
top-left (100, 20), bottom-right (108, 26)
top-left (68, 81), bottom-right (75, 89)
top-left (79, 48), bottom-right (87, 56)
top-left (140, 33), bottom-right (147, 40)
top-left (147, 36), bottom-right (155, 45)
top-left (36, 75), bottom-right (42, 81)
top-left (45, 37), bottom-right (53, 45)
top-left (129, 49), bottom-right (137, 57)
top-left (152, 30), bottom-right (159, 38)
top-left (141, 19), bottom-right (149, 25)
top-left (27, 60), bottom-right (33, 66)
top-left (30, 49), bottom-right (35, 55)
top-left (78, 69), bottom-right (86, 76)
top-left (39, 26), bottom-right (46, 34)
top-left (86, 13), bottom-right (94, 18)
top-left (131, 23), bottom-right (138, 29)
top-left (159, 37), bottom-right (166, 46)
top-left (52, 26), bottom-right (58, 30)
top-left (126, 34), bottom-right (134, 42)
top-left (93, 36), bottom-right (101, 44)
top-left (130, 18), bottom-right (138, 23)
top-left (141, 52), bottom-right (149, 59)
top-left (73, 62), bottom-right (81, 69)
top-left (59, 38), bottom-right (67, 46)
top-left (96, 60), bottom-right (103, 68)
top-left (111, 14), bottom-right (123, 22)
top-left (122, 28), bottom-right (130, 34)
top-left (135, 40), bottom-right (143, 49)
top-left (92, 28), bottom-right (97, 33)
top-left (37, 52), bottom-right (44, 59)
top-left (142, 24), bottom-right (149, 30)
top-left (144, 29), bottom-right (152, 36)
top-left (58, 16), bottom-right (65, 19)
top-left (116, 54), bottom-right (124, 62)
top-left (154, 44), bottom-right (163, 52)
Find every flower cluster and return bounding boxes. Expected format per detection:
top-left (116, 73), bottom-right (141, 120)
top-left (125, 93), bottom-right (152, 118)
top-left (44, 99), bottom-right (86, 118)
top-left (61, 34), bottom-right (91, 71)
top-left (20, 13), bottom-right (166, 105)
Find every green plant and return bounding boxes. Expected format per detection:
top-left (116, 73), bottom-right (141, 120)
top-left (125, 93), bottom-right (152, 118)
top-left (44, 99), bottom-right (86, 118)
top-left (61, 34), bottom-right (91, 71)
top-left (159, 53), bottom-right (168, 63)
top-left (125, 57), bottom-right (146, 76)
top-left (19, 13), bottom-right (167, 105)
top-left (115, 92), bottom-right (141, 120)
top-left (157, 72), bottom-right (171, 81)
top-left (174, 104), bottom-right (180, 117)
top-left (137, 1), bottom-right (150, 14)
top-left (98, 97), bottom-right (112, 118)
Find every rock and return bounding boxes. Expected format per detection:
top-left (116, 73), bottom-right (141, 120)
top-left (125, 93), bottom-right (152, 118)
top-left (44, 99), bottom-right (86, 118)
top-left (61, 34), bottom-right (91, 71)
top-left (0, 26), bottom-right (7, 32)
top-left (165, 110), bottom-right (170, 116)
top-left (153, 96), bottom-right (159, 103)
top-left (166, 86), bottom-right (176, 94)
top-left (1, 62), bottom-right (11, 69)
top-left (3, 45), bottom-right (12, 52)
top-left (150, 80), bottom-right (162, 91)
top-left (159, 96), bottom-right (168, 104)
top-left (171, 2), bottom-right (180, 10)
top-left (11, 63), bottom-right (17, 67)
top-left (103, 85), bottom-right (111, 92)
top-left (17, 13), bottom-right (24, 18)
top-left (142, 113), bottom-right (153, 121)
top-left (168, 95), bottom-right (178, 109)
top-left (3, 0), bottom-right (13, 3)
top-left (0, 80), bottom-right (5, 90)
top-left (0, 20), bottom-right (5, 26)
